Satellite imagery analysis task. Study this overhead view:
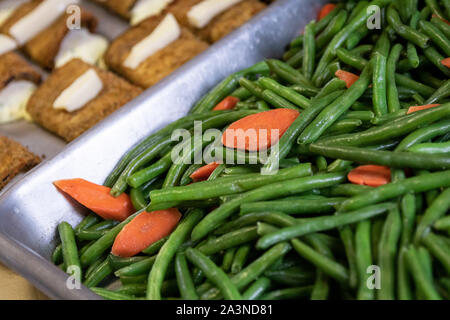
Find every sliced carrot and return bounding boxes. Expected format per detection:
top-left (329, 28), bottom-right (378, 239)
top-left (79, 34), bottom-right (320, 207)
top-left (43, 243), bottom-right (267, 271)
top-left (407, 104), bottom-right (440, 114)
top-left (335, 70), bottom-right (360, 88)
top-left (213, 96), bottom-right (240, 111)
top-left (222, 108), bottom-right (300, 151)
top-left (317, 3), bottom-right (337, 21)
top-left (442, 57), bottom-right (450, 68)
top-left (54, 179), bottom-right (134, 221)
top-left (190, 162), bottom-right (220, 182)
top-left (112, 208), bottom-right (182, 257)
top-left (348, 165), bottom-right (391, 187)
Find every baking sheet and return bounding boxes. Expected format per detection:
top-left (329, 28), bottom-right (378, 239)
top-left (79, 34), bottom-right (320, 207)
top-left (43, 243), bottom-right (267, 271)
top-left (0, 0), bottom-right (324, 299)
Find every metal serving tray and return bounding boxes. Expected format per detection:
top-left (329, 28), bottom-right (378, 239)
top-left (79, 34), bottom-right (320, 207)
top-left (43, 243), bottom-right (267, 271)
top-left (0, 0), bottom-right (324, 300)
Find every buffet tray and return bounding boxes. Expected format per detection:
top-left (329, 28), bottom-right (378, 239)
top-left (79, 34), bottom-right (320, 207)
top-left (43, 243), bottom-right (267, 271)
top-left (0, 0), bottom-right (324, 300)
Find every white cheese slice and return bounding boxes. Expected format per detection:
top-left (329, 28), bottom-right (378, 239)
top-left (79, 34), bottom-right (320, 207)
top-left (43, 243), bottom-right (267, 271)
top-left (124, 13), bottom-right (180, 70)
top-left (55, 28), bottom-right (108, 68)
top-left (9, 0), bottom-right (79, 46)
top-left (53, 69), bottom-right (103, 113)
top-left (187, 0), bottom-right (243, 29)
top-left (0, 80), bottom-right (36, 123)
top-left (130, 0), bottom-right (175, 26)
top-left (0, 34), bottom-right (17, 56)
top-left (0, 0), bottom-right (30, 27)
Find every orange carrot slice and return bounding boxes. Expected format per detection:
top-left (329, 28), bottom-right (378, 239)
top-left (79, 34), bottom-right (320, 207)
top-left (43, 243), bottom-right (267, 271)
top-left (190, 162), bottom-right (220, 182)
top-left (222, 109), bottom-right (300, 151)
top-left (335, 70), bottom-right (360, 88)
top-left (442, 57), bottom-right (450, 68)
top-left (213, 96), bottom-right (240, 111)
top-left (407, 104), bottom-right (440, 114)
top-left (317, 3), bottom-right (337, 21)
top-left (112, 208), bottom-right (182, 257)
top-left (54, 179), bottom-right (134, 221)
top-left (348, 165), bottom-right (391, 187)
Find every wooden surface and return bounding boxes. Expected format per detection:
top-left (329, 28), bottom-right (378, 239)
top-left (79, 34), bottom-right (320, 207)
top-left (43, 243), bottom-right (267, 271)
top-left (0, 263), bottom-right (47, 300)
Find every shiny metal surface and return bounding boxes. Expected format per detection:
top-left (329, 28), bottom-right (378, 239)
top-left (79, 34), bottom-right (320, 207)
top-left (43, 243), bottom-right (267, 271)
top-left (0, 0), bottom-right (324, 299)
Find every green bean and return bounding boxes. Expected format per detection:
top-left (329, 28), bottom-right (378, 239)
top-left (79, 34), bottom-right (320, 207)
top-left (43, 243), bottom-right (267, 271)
top-left (299, 64), bottom-right (372, 144)
top-left (291, 238), bottom-right (349, 283)
top-left (310, 272), bottom-right (329, 300)
top-left (386, 44), bottom-right (403, 113)
top-left (115, 283), bottom-right (146, 296)
top-left (434, 216), bottom-right (450, 231)
top-left (58, 222), bottom-right (81, 276)
top-left (337, 47), bottom-right (367, 70)
top-left (309, 144), bottom-right (450, 171)
top-left (142, 237), bottom-right (168, 255)
top-left (315, 78), bottom-right (346, 99)
top-left (264, 265), bottom-right (314, 286)
top-left (422, 232), bottom-right (450, 273)
top-left (316, 10), bottom-right (349, 50)
top-left (425, 0), bottom-right (446, 20)
top-left (151, 164), bottom-right (312, 204)
top-left (130, 187), bottom-right (147, 211)
top-left (266, 59), bottom-right (313, 87)
top-left (115, 256), bottom-right (156, 277)
top-left (405, 246), bottom-right (442, 300)
top-left (319, 103), bottom-right (450, 146)
top-left (289, 84), bottom-right (320, 97)
top-left (215, 212), bottom-right (296, 235)
top-left (431, 16), bottom-right (450, 39)
top-left (312, 0), bottom-right (392, 87)
top-left (397, 119), bottom-right (450, 151)
top-left (419, 20), bottom-right (450, 56)
top-left (423, 47), bottom-right (450, 77)
top-left (395, 74), bottom-right (435, 98)
top-left (108, 255), bottom-right (147, 271)
top-left (80, 211), bottom-right (141, 267)
top-left (339, 170), bottom-right (450, 212)
top-left (283, 47), bottom-right (301, 61)
top-left (257, 203), bottom-right (395, 250)
top-left (258, 77), bottom-right (311, 109)
top-left (231, 86), bottom-right (252, 100)
top-left (302, 20), bottom-right (316, 80)
top-left (371, 53), bottom-right (389, 116)
top-left (377, 208), bottom-right (402, 300)
top-left (51, 244), bottom-right (63, 265)
top-left (179, 164), bottom-right (201, 186)
top-left (240, 198), bottom-right (345, 216)
top-left (387, 6), bottom-right (429, 48)
top-left (261, 286), bottom-right (313, 300)
top-left (185, 248), bottom-right (242, 300)
top-left (408, 141), bottom-right (450, 154)
top-left (355, 220), bottom-right (374, 300)
top-left (221, 248), bottom-right (236, 273)
top-left (397, 246), bottom-right (413, 300)
top-left (197, 226), bottom-right (258, 255)
top-left (425, 79), bottom-right (450, 104)
top-left (192, 172), bottom-right (346, 241)
top-left (76, 229), bottom-right (108, 241)
top-left (286, 49), bottom-right (303, 68)
top-left (242, 277), bottom-right (271, 300)
top-left (84, 257), bottom-right (113, 288)
top-left (91, 287), bottom-right (136, 300)
top-left (200, 242), bottom-right (291, 300)
top-left (74, 214), bottom-right (101, 235)
top-left (174, 253), bottom-right (198, 300)
top-left (231, 244), bottom-right (251, 274)
top-left (406, 11), bottom-right (421, 69)
top-left (261, 89), bottom-right (301, 111)
top-left (264, 91), bottom-right (344, 173)
top-left (147, 209), bottom-right (203, 300)
top-left (120, 274), bottom-right (148, 285)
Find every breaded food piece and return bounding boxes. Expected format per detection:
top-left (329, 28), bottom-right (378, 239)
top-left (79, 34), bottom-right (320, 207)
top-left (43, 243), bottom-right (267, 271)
top-left (0, 52), bottom-right (41, 90)
top-left (92, 0), bottom-right (136, 19)
top-left (1, 1), bottom-right (98, 69)
top-left (0, 136), bottom-right (41, 191)
top-left (196, 0), bottom-right (266, 43)
top-left (26, 59), bottom-right (142, 142)
top-left (105, 15), bottom-right (208, 88)
top-left (0, 0), bottom-right (40, 34)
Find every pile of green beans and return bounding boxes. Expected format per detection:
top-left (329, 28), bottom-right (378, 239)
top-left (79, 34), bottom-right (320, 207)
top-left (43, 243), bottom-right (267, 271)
top-left (53, 0), bottom-right (450, 300)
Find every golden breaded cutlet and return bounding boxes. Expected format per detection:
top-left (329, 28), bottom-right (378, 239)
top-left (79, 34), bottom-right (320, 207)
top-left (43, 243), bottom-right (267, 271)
top-left (0, 52), bottom-right (41, 90)
top-left (26, 59), bottom-right (142, 142)
top-left (1, 1), bottom-right (98, 69)
top-left (105, 15), bottom-right (209, 89)
top-left (92, 0), bottom-right (136, 19)
top-left (0, 136), bottom-right (41, 191)
top-left (196, 0), bottom-right (267, 43)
